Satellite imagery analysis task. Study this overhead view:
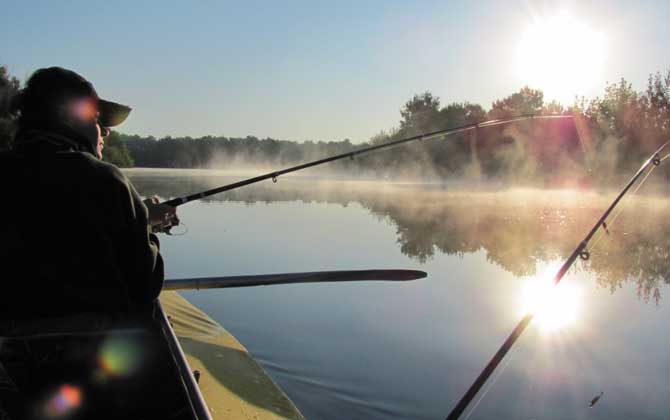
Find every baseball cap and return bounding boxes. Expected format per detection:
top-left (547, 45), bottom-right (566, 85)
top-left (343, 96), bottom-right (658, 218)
top-left (17, 67), bottom-right (131, 128)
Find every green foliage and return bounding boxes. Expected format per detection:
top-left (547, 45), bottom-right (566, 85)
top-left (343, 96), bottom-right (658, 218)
top-left (490, 86), bottom-right (544, 118)
top-left (102, 131), bottom-right (134, 167)
top-left (399, 92), bottom-right (442, 134)
top-left (580, 70), bottom-right (670, 173)
top-left (0, 65), bottom-right (20, 150)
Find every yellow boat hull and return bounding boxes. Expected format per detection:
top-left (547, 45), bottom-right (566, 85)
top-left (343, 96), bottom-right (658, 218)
top-left (160, 291), bottom-right (304, 420)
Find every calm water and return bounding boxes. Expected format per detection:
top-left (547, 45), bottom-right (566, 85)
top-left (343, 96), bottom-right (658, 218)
top-left (128, 168), bottom-right (670, 420)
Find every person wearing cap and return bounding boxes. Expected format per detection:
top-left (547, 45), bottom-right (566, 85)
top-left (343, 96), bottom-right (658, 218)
top-left (0, 67), bottom-right (175, 317)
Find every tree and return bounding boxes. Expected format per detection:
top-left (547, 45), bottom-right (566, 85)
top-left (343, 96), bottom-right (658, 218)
top-left (489, 86), bottom-right (544, 118)
top-left (102, 131), bottom-right (134, 167)
top-left (542, 100), bottom-right (565, 115)
top-left (639, 70), bottom-right (670, 146)
top-left (591, 78), bottom-right (639, 133)
top-left (584, 77), bottom-right (662, 172)
top-left (399, 92), bottom-right (442, 134)
top-left (0, 65), bottom-right (20, 150)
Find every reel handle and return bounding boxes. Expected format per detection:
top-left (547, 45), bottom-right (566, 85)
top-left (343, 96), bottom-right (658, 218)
top-left (151, 213), bottom-right (180, 235)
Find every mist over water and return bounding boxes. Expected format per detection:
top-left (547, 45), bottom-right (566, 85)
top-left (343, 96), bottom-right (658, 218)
top-left (128, 169), bottom-right (670, 420)
top-left (129, 168), bottom-right (670, 303)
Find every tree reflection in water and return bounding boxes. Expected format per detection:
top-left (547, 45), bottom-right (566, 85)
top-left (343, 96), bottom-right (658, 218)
top-left (128, 171), bottom-right (670, 303)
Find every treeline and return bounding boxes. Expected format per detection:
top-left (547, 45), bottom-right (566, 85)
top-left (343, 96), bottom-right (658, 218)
top-left (120, 69), bottom-right (670, 186)
top-left (120, 89), bottom-right (583, 184)
top-left (2, 64), bottom-right (669, 184)
top-left (122, 133), bottom-right (356, 170)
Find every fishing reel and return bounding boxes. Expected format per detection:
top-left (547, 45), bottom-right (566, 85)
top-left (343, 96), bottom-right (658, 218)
top-left (151, 212), bottom-right (184, 235)
top-left (145, 198), bottom-right (185, 235)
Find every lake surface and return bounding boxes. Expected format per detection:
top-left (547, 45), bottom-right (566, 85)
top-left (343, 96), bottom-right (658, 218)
top-left (127, 168), bottom-right (670, 420)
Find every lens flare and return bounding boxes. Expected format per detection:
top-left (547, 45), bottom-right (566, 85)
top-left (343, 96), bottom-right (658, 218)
top-left (43, 384), bottom-right (82, 418)
top-left (99, 336), bottom-right (142, 377)
top-left (70, 97), bottom-right (98, 122)
top-left (520, 264), bottom-right (581, 331)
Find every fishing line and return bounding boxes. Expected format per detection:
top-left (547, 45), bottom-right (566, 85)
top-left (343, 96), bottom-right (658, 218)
top-left (574, 118), bottom-right (594, 174)
top-left (589, 163), bottom-right (657, 252)
top-left (462, 347), bottom-right (516, 420)
top-left (166, 221), bottom-right (189, 236)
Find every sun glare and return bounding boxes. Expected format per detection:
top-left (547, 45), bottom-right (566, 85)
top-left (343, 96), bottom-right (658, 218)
top-left (516, 12), bottom-right (606, 104)
top-left (520, 264), bottom-right (582, 332)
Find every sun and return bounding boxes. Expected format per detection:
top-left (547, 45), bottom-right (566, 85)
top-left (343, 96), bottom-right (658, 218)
top-left (519, 263), bottom-right (582, 332)
top-left (516, 13), bottom-right (606, 105)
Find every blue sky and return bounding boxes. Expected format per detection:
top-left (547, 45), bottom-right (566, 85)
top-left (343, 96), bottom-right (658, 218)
top-left (2, 0), bottom-right (668, 142)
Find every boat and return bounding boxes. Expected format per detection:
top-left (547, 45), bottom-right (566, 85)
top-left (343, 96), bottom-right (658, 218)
top-left (0, 291), bottom-right (304, 420)
top-left (160, 291), bottom-right (305, 420)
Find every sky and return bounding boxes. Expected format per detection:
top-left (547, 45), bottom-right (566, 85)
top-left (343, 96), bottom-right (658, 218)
top-left (2, 0), bottom-right (669, 143)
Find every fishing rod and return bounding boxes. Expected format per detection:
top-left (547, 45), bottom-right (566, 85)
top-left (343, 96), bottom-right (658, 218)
top-left (445, 139), bottom-right (670, 420)
top-left (161, 114), bottom-right (573, 210)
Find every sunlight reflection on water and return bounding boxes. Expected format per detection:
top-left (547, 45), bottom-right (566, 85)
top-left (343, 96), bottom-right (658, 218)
top-left (519, 261), bottom-right (582, 332)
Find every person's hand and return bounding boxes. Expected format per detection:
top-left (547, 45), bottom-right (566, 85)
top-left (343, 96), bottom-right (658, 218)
top-left (143, 197), bottom-right (178, 233)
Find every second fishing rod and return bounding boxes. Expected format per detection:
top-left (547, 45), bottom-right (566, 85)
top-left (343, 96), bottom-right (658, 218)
top-left (160, 114), bottom-right (573, 212)
top-left (444, 139), bottom-right (670, 420)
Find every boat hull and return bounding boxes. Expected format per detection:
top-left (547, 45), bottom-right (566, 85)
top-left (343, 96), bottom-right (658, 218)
top-left (160, 291), bottom-right (304, 420)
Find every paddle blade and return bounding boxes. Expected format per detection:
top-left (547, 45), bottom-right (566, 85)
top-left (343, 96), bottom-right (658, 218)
top-left (164, 269), bottom-right (427, 291)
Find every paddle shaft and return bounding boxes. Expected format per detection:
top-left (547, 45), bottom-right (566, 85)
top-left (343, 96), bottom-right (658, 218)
top-left (164, 269), bottom-right (427, 291)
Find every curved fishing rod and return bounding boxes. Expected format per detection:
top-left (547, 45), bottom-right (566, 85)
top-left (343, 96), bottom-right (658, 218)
top-left (445, 139), bottom-right (670, 420)
top-left (162, 114), bottom-right (573, 208)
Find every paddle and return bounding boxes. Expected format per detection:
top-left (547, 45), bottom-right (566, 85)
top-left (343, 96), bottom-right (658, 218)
top-left (163, 269), bottom-right (427, 291)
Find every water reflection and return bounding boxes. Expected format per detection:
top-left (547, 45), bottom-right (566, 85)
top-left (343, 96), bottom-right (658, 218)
top-left (128, 169), bottom-right (670, 304)
top-left (520, 262), bottom-right (582, 331)
top-left (124, 169), bottom-right (670, 420)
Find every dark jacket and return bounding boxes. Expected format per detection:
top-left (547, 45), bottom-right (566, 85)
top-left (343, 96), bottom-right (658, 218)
top-left (0, 130), bottom-right (163, 319)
